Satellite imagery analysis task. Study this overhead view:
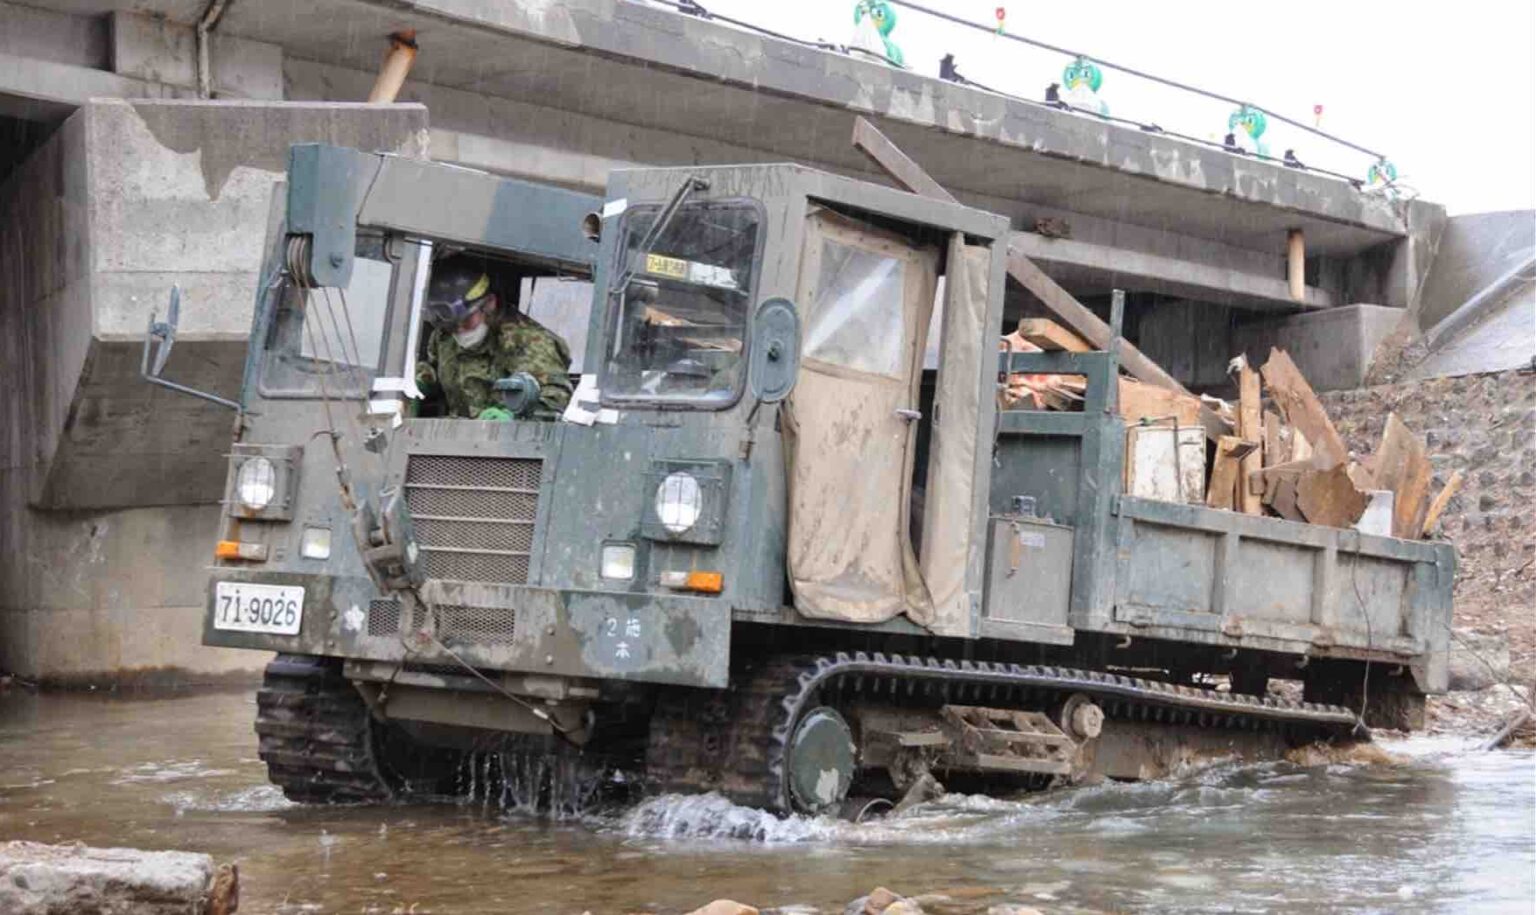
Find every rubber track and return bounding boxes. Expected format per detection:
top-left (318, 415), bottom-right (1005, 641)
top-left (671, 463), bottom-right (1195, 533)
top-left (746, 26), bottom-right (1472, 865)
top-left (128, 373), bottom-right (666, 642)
top-left (649, 651), bottom-right (1362, 813)
top-left (255, 654), bottom-right (392, 803)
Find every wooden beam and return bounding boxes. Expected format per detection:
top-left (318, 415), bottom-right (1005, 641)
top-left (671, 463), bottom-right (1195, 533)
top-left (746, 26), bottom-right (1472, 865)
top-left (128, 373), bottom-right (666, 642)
top-left (1006, 246), bottom-right (1228, 442)
top-left (1296, 464), bottom-right (1368, 529)
top-left (1259, 348), bottom-right (1349, 467)
top-left (1206, 436), bottom-right (1249, 510)
top-left (852, 116), bottom-right (958, 203)
top-left (848, 114), bottom-right (1227, 439)
top-left (1017, 318), bottom-right (1091, 352)
top-left (1373, 412), bottom-right (1433, 539)
top-left (1421, 470), bottom-right (1465, 537)
top-left (1262, 409), bottom-right (1285, 467)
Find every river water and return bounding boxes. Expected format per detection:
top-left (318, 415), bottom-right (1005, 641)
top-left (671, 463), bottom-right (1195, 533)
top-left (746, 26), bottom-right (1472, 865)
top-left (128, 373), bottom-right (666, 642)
top-left (0, 688), bottom-right (1531, 914)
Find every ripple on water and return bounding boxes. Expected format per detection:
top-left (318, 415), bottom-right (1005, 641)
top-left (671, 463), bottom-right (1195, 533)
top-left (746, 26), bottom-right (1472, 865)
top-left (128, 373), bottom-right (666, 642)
top-left (110, 760), bottom-right (236, 785)
top-left (164, 784), bottom-right (297, 814)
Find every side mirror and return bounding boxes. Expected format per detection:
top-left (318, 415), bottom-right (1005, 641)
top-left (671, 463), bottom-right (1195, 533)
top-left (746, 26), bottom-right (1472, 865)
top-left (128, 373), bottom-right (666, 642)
top-left (139, 284), bottom-right (241, 411)
top-left (747, 297), bottom-right (801, 404)
top-left (146, 285), bottom-right (180, 377)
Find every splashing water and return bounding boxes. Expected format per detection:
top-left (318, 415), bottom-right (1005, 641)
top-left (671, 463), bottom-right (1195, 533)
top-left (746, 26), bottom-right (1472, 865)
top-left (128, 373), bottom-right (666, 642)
top-left (622, 792), bottom-right (838, 843)
top-left (452, 748), bottom-right (617, 820)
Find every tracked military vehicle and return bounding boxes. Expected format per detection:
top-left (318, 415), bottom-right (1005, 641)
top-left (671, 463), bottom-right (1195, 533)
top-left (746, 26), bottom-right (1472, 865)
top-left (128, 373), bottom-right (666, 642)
top-left (171, 144), bottom-right (1454, 815)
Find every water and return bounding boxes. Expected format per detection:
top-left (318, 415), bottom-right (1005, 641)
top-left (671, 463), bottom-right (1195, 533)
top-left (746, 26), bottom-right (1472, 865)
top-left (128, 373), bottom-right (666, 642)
top-left (1, 688), bottom-right (1531, 914)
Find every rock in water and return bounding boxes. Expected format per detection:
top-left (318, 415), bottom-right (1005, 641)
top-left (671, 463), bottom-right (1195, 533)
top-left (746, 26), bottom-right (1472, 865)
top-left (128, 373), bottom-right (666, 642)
top-left (0, 842), bottom-right (220, 915)
top-left (687, 901), bottom-right (759, 915)
top-left (1447, 629), bottom-right (1511, 691)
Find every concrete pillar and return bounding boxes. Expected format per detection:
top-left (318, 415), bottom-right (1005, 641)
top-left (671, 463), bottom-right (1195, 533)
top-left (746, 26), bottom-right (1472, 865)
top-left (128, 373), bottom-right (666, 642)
top-left (0, 98), bottom-right (429, 683)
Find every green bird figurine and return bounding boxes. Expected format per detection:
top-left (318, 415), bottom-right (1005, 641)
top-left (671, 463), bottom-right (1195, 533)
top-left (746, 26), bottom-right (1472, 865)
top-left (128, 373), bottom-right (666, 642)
top-left (853, 0), bottom-right (905, 68)
top-left (1227, 104), bottom-right (1270, 158)
top-left (1060, 55), bottom-right (1109, 116)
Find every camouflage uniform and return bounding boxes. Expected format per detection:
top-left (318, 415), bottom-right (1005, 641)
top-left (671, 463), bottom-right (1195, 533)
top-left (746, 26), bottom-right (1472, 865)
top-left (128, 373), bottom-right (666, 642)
top-left (419, 314), bottom-right (573, 419)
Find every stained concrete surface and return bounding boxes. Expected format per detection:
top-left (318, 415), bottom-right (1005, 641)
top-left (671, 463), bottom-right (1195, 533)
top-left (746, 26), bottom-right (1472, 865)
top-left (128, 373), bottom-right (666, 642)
top-left (0, 100), bottom-right (428, 681)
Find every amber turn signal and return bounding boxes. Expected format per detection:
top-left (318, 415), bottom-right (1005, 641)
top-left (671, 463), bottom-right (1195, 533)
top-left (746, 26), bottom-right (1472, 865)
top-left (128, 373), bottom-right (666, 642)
top-left (684, 571), bottom-right (724, 594)
top-left (215, 540), bottom-right (268, 561)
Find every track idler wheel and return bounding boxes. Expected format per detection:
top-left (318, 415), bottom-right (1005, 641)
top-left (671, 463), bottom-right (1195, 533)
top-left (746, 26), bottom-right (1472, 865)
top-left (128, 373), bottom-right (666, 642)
top-left (785, 706), bottom-right (856, 814)
top-left (1059, 693), bottom-right (1105, 741)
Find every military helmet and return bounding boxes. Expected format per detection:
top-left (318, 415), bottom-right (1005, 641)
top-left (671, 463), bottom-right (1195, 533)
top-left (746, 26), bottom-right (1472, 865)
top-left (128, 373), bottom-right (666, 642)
top-left (424, 260), bottom-right (493, 329)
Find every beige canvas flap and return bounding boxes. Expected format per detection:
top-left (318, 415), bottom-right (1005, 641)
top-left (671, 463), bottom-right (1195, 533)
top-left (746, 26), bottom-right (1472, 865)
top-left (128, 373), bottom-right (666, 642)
top-left (784, 209), bottom-right (937, 622)
top-left (913, 237), bottom-right (989, 635)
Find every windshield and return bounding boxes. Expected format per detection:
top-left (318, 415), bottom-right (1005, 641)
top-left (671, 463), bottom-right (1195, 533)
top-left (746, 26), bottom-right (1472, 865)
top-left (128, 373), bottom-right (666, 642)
top-left (602, 200), bottom-right (761, 406)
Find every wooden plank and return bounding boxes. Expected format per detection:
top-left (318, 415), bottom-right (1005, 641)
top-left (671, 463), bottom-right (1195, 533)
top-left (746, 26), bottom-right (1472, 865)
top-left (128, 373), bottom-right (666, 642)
top-left (1017, 318), bottom-right (1091, 352)
top-left (1270, 476), bottom-right (1304, 521)
top-left (1292, 427), bottom-right (1314, 463)
top-left (1119, 377), bottom-right (1203, 427)
top-left (1255, 460), bottom-right (1319, 522)
top-left (1235, 360), bottom-right (1263, 514)
top-left (1421, 469), bottom-right (1465, 537)
top-left (849, 114), bottom-right (1225, 438)
top-left (848, 115), bottom-right (1226, 439)
top-left (1206, 436), bottom-right (1248, 510)
top-left (1372, 412), bottom-right (1433, 539)
top-left (1259, 348), bottom-right (1349, 467)
top-left (1263, 410), bottom-right (1285, 467)
top-left (851, 116), bottom-right (959, 203)
top-left (1296, 464), bottom-right (1368, 529)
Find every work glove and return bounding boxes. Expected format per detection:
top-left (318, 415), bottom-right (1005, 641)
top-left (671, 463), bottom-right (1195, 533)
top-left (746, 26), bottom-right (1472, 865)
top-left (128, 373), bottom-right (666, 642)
top-left (476, 405), bottom-right (514, 421)
top-left (415, 361), bottom-right (437, 388)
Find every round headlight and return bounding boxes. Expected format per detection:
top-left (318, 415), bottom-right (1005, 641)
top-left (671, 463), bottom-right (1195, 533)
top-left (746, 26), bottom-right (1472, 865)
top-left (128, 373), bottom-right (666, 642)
top-left (655, 471), bottom-right (702, 534)
top-left (236, 457), bottom-right (277, 511)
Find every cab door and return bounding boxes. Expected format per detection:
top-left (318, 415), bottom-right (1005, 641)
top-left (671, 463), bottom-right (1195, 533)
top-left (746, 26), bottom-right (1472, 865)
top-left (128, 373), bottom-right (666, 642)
top-left (783, 209), bottom-right (938, 621)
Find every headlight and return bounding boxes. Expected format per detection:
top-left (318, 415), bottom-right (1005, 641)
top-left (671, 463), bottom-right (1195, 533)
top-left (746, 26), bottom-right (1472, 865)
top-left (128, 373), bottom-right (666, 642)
top-left (236, 457), bottom-right (277, 511)
top-left (654, 471), bottom-right (702, 534)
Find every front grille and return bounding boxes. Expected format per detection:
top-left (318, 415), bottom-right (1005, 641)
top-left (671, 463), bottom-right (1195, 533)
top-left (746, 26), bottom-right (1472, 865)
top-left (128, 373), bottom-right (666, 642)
top-left (366, 599), bottom-right (519, 644)
top-left (404, 456), bottom-right (542, 584)
top-left (367, 598), bottom-right (400, 636)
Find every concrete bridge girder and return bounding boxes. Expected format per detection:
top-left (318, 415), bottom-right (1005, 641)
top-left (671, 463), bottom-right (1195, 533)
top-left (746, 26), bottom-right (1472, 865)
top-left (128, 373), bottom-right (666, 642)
top-left (1, 0), bottom-right (1439, 315)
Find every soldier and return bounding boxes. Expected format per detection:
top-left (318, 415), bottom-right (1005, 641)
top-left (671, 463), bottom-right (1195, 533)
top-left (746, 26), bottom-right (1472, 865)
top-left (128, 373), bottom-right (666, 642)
top-left (415, 259), bottom-right (573, 420)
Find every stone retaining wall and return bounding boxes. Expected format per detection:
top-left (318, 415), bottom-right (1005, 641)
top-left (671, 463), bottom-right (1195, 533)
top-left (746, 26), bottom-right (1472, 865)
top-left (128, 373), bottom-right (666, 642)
top-left (1318, 368), bottom-right (1536, 679)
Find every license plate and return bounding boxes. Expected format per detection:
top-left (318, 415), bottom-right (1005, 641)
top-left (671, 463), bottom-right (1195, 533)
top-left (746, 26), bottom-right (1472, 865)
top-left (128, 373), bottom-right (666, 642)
top-left (213, 582), bottom-right (304, 635)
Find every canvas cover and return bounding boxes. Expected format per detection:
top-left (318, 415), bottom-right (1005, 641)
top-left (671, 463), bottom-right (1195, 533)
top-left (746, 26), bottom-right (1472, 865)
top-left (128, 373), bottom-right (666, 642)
top-left (784, 209), bottom-right (937, 622)
top-left (912, 238), bottom-right (990, 635)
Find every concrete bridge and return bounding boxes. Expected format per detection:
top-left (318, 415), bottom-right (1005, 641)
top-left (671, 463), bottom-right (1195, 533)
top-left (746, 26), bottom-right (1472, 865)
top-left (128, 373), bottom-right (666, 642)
top-left (0, 0), bottom-right (1460, 680)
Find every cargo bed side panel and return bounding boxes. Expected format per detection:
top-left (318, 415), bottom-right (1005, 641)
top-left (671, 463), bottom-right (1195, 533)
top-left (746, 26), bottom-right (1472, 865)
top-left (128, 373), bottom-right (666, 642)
top-left (1108, 497), bottom-right (1454, 690)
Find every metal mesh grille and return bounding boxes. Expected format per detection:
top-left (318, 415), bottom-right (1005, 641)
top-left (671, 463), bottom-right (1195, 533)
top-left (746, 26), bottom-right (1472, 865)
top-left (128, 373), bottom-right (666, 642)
top-left (405, 455), bottom-right (541, 490)
top-left (406, 489), bottom-right (539, 521)
top-left (414, 518), bottom-right (535, 552)
top-left (423, 551), bottom-right (531, 584)
top-left (434, 603), bottom-right (518, 643)
top-left (367, 599), bottom-right (401, 636)
top-left (369, 600), bottom-right (518, 643)
top-left (404, 456), bottom-right (542, 584)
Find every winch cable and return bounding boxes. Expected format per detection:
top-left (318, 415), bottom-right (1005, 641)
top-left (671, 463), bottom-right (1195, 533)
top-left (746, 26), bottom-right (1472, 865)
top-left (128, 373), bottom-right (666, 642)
top-left (299, 289), bottom-right (359, 512)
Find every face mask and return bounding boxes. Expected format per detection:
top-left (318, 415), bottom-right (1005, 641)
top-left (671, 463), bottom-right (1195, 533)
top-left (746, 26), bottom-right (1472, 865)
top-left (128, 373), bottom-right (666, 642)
top-left (453, 322), bottom-right (489, 349)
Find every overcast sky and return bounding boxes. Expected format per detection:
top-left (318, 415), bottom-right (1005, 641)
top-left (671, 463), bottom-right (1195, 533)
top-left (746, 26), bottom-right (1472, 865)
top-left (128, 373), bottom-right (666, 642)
top-left (688, 0), bottom-right (1534, 215)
